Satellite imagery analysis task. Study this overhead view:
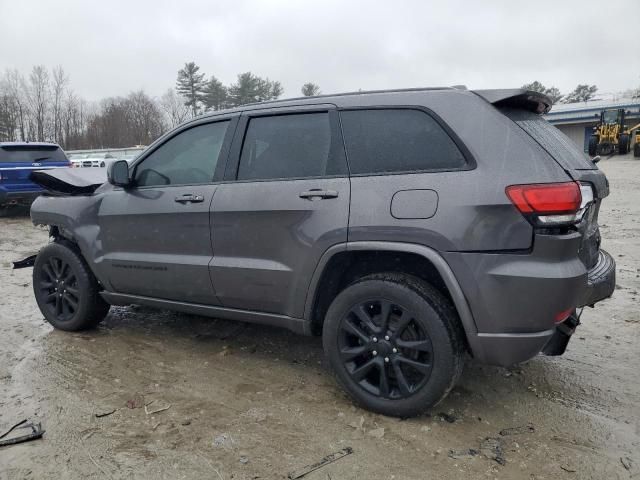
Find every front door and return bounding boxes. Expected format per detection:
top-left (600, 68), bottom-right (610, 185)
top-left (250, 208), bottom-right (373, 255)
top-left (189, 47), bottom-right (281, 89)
top-left (211, 107), bottom-right (350, 318)
top-left (97, 118), bottom-right (235, 304)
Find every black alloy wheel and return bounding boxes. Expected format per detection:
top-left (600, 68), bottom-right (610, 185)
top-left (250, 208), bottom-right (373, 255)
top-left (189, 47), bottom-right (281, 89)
top-left (338, 299), bottom-right (433, 399)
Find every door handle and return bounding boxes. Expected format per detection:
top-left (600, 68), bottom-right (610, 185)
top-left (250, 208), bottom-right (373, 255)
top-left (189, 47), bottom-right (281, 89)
top-left (174, 193), bottom-right (204, 203)
top-left (299, 189), bottom-right (339, 200)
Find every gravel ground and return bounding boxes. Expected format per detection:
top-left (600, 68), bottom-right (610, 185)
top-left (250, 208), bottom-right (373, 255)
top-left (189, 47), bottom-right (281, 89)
top-left (0, 157), bottom-right (638, 480)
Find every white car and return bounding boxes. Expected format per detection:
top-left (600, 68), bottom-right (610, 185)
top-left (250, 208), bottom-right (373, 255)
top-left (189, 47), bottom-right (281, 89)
top-left (70, 153), bottom-right (117, 168)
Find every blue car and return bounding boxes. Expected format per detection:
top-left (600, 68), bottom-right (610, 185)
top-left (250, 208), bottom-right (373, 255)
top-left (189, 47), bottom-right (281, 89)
top-left (0, 142), bottom-right (71, 211)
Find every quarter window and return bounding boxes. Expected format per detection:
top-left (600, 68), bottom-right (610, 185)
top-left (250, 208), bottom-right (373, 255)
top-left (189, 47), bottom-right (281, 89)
top-left (237, 113), bottom-right (332, 181)
top-left (135, 121), bottom-right (229, 187)
top-left (339, 109), bottom-right (466, 175)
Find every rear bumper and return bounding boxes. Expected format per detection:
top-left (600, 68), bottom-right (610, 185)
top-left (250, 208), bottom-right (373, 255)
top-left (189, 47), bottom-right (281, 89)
top-left (579, 249), bottom-right (615, 307)
top-left (0, 187), bottom-right (42, 207)
top-left (444, 237), bottom-right (616, 366)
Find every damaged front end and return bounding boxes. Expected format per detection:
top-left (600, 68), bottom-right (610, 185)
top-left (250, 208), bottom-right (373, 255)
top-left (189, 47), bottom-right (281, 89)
top-left (14, 167), bottom-right (108, 271)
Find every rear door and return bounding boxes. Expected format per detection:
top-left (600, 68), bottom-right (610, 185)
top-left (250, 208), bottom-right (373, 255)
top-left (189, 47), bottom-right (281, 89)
top-left (97, 117), bottom-right (236, 304)
top-left (210, 106), bottom-right (350, 317)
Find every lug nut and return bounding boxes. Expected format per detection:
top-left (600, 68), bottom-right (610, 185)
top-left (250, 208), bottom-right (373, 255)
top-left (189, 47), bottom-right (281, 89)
top-left (384, 357), bottom-right (389, 363)
top-left (384, 335), bottom-right (390, 341)
top-left (372, 337), bottom-right (378, 342)
top-left (372, 350), bottom-right (378, 356)
top-left (392, 348), bottom-right (398, 353)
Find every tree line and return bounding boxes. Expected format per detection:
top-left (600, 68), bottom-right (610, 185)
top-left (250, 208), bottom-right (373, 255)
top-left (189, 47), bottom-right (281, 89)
top-left (521, 81), bottom-right (604, 104)
top-left (0, 62), bottom-right (321, 150)
top-left (1, 62), bottom-right (637, 150)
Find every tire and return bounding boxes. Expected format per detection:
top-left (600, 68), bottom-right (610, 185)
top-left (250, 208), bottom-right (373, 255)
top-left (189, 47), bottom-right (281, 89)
top-left (619, 134), bottom-right (629, 155)
top-left (598, 142), bottom-right (614, 156)
top-left (634, 142), bottom-right (640, 158)
top-left (322, 273), bottom-right (464, 417)
top-left (588, 136), bottom-right (598, 157)
top-left (33, 241), bottom-right (110, 331)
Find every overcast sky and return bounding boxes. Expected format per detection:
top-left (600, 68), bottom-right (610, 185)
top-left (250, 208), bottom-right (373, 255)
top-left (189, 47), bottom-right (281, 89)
top-left (1, 0), bottom-right (638, 101)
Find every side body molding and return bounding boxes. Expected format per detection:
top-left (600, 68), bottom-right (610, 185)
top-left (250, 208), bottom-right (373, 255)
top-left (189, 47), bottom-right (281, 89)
top-left (303, 241), bottom-right (480, 353)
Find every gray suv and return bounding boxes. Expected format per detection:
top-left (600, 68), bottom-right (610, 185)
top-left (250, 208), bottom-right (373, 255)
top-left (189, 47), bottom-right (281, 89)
top-left (23, 87), bottom-right (615, 417)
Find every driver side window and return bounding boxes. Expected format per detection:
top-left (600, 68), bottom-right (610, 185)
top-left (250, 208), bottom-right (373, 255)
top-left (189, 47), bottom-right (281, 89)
top-left (135, 121), bottom-right (229, 187)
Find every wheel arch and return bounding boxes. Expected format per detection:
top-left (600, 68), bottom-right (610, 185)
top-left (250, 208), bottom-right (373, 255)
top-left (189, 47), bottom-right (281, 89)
top-left (304, 241), bottom-right (480, 353)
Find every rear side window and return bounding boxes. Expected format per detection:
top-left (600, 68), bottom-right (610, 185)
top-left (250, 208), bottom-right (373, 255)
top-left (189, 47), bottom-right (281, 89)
top-left (340, 109), bottom-right (466, 175)
top-left (0, 145), bottom-right (67, 163)
top-left (135, 121), bottom-right (229, 187)
top-left (237, 113), bottom-right (332, 181)
top-left (501, 109), bottom-right (595, 170)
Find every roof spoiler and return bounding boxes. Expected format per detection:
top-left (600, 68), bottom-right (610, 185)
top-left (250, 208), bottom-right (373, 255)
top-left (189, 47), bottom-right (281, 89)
top-left (472, 89), bottom-right (552, 114)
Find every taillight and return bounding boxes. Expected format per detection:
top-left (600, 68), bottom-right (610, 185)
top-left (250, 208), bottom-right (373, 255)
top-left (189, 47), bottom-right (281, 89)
top-left (506, 181), bottom-right (588, 226)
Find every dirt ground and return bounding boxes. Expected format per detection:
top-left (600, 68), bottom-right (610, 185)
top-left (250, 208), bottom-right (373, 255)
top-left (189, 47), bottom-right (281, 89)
top-left (0, 157), bottom-right (638, 480)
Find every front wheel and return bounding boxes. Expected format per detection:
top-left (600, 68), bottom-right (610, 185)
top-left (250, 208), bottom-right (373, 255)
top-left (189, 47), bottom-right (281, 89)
top-left (322, 273), bottom-right (464, 417)
top-left (33, 241), bottom-right (110, 331)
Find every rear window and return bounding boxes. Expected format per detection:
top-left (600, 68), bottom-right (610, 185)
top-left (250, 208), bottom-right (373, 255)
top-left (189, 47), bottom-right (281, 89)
top-left (339, 109), bottom-right (467, 175)
top-left (0, 145), bottom-right (67, 163)
top-left (501, 109), bottom-right (596, 170)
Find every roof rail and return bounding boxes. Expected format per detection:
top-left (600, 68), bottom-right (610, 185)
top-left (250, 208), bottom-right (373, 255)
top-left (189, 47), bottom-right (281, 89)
top-left (241, 86), bottom-right (455, 107)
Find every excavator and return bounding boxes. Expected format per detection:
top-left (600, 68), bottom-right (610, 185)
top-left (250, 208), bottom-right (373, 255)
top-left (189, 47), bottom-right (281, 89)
top-left (588, 108), bottom-right (640, 157)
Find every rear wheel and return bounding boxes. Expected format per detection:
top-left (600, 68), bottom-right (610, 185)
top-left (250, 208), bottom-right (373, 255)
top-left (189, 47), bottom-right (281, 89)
top-left (588, 136), bottom-right (598, 156)
top-left (619, 134), bottom-right (629, 155)
top-left (33, 242), bottom-right (110, 331)
top-left (634, 142), bottom-right (640, 158)
top-left (322, 273), bottom-right (464, 417)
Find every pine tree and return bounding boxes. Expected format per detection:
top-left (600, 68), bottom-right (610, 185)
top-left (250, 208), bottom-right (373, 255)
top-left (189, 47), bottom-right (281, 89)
top-left (176, 62), bottom-right (205, 116)
top-left (202, 76), bottom-right (227, 111)
top-left (301, 83), bottom-right (321, 96)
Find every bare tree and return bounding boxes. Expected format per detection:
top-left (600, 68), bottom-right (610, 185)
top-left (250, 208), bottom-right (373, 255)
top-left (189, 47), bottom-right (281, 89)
top-left (2, 69), bottom-right (29, 141)
top-left (52, 66), bottom-right (68, 144)
top-left (160, 88), bottom-right (191, 127)
top-left (27, 66), bottom-right (50, 141)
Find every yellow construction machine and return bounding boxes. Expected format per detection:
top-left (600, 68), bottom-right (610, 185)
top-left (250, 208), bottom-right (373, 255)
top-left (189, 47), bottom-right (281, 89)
top-left (588, 108), bottom-right (640, 157)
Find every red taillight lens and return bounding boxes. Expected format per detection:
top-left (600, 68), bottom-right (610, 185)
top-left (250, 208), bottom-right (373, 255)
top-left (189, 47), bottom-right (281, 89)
top-left (554, 308), bottom-right (574, 324)
top-left (506, 182), bottom-right (581, 215)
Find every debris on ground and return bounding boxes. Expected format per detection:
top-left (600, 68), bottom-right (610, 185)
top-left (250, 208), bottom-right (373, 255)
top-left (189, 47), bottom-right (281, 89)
top-left (126, 394), bottom-right (145, 409)
top-left (367, 427), bottom-right (385, 439)
top-left (479, 437), bottom-right (505, 465)
top-left (560, 465), bottom-right (577, 473)
top-left (0, 419), bottom-right (45, 447)
top-left (288, 447), bottom-right (354, 479)
top-left (239, 456), bottom-right (249, 464)
top-left (347, 416), bottom-right (365, 431)
top-left (94, 408), bottom-right (116, 418)
top-left (437, 412), bottom-right (457, 423)
top-left (449, 437), bottom-right (505, 465)
top-left (213, 433), bottom-right (233, 448)
top-left (620, 456), bottom-right (633, 471)
top-left (499, 424), bottom-right (535, 436)
top-left (144, 401), bottom-right (171, 415)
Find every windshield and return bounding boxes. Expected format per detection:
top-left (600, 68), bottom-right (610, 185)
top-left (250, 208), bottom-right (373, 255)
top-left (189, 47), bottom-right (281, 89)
top-left (602, 110), bottom-right (620, 124)
top-left (0, 145), bottom-right (68, 163)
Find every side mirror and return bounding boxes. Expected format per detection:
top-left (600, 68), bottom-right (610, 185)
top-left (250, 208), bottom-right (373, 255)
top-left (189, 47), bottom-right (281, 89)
top-left (107, 160), bottom-right (131, 187)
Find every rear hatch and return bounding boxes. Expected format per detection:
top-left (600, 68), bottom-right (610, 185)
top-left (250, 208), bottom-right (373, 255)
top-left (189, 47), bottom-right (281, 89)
top-left (474, 89), bottom-right (607, 270)
top-left (502, 108), bottom-right (607, 270)
top-left (0, 144), bottom-right (70, 191)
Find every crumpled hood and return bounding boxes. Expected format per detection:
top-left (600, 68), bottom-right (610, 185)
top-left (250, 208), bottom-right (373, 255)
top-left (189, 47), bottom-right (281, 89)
top-left (29, 167), bottom-right (107, 195)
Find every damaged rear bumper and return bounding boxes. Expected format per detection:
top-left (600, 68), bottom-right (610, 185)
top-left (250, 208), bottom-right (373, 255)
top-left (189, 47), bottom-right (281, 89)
top-left (579, 249), bottom-right (616, 307)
